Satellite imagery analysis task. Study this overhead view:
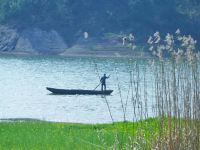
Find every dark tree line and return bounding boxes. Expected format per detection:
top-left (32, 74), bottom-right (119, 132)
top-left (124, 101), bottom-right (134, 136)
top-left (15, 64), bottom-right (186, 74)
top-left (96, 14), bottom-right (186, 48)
top-left (0, 0), bottom-right (199, 45)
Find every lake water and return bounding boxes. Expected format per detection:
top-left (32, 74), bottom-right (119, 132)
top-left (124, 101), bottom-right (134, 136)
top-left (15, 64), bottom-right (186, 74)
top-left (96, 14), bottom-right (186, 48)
top-left (0, 54), bottom-right (156, 123)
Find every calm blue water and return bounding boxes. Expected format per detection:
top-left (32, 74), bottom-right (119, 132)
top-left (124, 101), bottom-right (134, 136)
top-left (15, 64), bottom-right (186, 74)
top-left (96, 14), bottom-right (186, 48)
top-left (0, 54), bottom-right (155, 123)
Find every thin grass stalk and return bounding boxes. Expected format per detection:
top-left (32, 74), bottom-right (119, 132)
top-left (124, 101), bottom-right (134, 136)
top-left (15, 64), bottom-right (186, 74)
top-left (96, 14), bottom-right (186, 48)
top-left (143, 64), bottom-right (148, 119)
top-left (115, 68), bottom-right (126, 122)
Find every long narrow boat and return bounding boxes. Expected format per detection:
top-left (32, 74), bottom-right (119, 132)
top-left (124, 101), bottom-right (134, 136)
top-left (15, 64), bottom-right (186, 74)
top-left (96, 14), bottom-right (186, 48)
top-left (46, 87), bottom-right (113, 95)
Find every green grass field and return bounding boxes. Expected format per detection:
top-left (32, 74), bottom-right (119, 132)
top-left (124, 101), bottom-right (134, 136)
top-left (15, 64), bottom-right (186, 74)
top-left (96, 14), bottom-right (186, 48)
top-left (0, 118), bottom-right (161, 150)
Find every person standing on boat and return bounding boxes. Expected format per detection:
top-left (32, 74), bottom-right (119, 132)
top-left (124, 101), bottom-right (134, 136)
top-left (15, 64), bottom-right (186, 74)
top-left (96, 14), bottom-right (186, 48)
top-left (100, 74), bottom-right (110, 91)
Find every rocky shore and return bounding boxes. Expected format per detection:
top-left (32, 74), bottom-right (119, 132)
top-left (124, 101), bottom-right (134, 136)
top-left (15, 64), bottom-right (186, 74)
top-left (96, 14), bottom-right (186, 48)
top-left (0, 25), bottom-right (150, 58)
top-left (0, 25), bottom-right (67, 55)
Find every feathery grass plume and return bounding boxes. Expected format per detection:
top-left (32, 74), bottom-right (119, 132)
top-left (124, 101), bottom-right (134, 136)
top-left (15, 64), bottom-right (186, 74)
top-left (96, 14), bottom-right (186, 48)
top-left (154, 31), bottom-right (161, 44)
top-left (148, 29), bottom-right (199, 64)
top-left (122, 33), bottom-right (136, 50)
top-left (148, 29), bottom-right (200, 149)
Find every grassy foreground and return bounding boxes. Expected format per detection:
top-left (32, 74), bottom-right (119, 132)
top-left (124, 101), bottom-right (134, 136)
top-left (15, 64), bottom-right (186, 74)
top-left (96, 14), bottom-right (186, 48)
top-left (0, 118), bottom-right (161, 150)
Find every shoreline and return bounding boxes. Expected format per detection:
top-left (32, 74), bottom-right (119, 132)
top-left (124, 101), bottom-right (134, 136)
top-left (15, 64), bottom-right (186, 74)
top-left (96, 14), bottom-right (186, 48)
top-left (0, 118), bottom-right (113, 125)
top-left (0, 49), bottom-right (152, 59)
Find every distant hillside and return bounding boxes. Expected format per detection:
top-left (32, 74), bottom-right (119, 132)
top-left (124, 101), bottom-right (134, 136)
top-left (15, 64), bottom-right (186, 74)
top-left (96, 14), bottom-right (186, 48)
top-left (0, 0), bottom-right (199, 53)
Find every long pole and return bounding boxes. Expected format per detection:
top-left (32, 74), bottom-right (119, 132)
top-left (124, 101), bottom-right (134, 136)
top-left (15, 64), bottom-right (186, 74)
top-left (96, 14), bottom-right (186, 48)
top-left (93, 82), bottom-right (101, 90)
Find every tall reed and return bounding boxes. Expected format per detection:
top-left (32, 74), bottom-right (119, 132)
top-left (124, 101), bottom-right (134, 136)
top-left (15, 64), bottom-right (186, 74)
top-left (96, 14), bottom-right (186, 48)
top-left (102, 29), bottom-right (200, 149)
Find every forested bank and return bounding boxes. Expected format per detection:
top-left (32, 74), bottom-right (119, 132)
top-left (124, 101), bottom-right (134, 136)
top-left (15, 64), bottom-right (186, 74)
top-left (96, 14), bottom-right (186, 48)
top-left (0, 0), bottom-right (199, 43)
top-left (0, 0), bottom-right (199, 54)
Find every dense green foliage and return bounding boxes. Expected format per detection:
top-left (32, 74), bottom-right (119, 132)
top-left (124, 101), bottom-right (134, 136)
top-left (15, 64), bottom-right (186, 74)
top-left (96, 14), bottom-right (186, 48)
top-left (0, 0), bottom-right (199, 44)
top-left (0, 118), bottom-right (161, 149)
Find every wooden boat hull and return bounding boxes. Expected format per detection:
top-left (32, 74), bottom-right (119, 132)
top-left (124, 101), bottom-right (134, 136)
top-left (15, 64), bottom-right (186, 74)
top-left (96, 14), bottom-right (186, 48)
top-left (46, 87), bottom-right (113, 95)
